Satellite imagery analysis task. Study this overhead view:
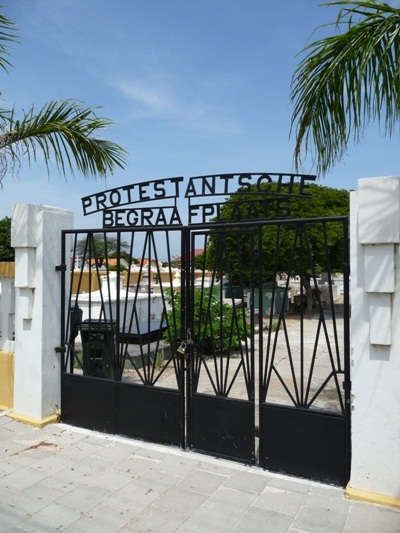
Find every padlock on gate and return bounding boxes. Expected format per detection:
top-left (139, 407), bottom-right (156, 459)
top-left (176, 341), bottom-right (187, 355)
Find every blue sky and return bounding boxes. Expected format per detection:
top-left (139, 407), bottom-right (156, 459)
top-left (1, 0), bottom-right (400, 230)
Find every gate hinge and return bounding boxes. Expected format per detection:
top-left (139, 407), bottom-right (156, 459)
top-left (343, 380), bottom-right (352, 391)
top-left (55, 264), bottom-right (67, 272)
top-left (54, 345), bottom-right (66, 354)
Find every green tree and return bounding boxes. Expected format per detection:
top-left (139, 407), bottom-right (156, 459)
top-left (290, 1), bottom-right (400, 175)
top-left (74, 234), bottom-right (130, 268)
top-left (0, 215), bottom-right (13, 260)
top-left (205, 183), bottom-right (349, 311)
top-left (0, 10), bottom-right (126, 185)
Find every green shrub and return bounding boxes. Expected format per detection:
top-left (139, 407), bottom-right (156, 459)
top-left (164, 286), bottom-right (249, 355)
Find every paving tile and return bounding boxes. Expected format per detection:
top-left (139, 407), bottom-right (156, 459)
top-left (133, 466), bottom-right (183, 494)
top-left (27, 451), bottom-right (74, 476)
top-left (55, 439), bottom-right (106, 460)
top-left (0, 500), bottom-right (30, 531)
top-left (223, 469), bottom-right (271, 495)
top-left (254, 486), bottom-right (307, 515)
top-left (133, 447), bottom-right (169, 462)
top-left (177, 468), bottom-right (228, 495)
top-left (233, 506), bottom-right (294, 533)
top-left (93, 440), bottom-right (139, 463)
top-left (85, 466), bottom-right (133, 492)
top-left (267, 476), bottom-right (312, 494)
top-left (308, 483), bottom-right (344, 498)
top-left (292, 504), bottom-right (348, 533)
top-left (0, 438), bottom-right (28, 455)
top-left (103, 479), bottom-right (160, 514)
top-left (81, 434), bottom-right (112, 447)
top-left (69, 453), bottom-right (116, 475)
top-left (16, 502), bottom-right (83, 533)
top-left (58, 483), bottom-right (112, 513)
top-left (127, 506), bottom-right (188, 533)
top-left (3, 483), bottom-right (64, 516)
top-left (203, 486), bottom-right (257, 514)
top-left (51, 427), bottom-right (88, 446)
top-left (158, 453), bottom-right (199, 477)
top-left (195, 459), bottom-right (236, 476)
top-left (176, 500), bottom-right (243, 533)
top-left (39, 465), bottom-right (92, 493)
top-left (65, 501), bottom-right (138, 533)
top-left (304, 491), bottom-right (351, 514)
top-left (2, 464), bottom-right (52, 491)
top-left (153, 487), bottom-right (207, 517)
top-left (343, 501), bottom-right (400, 533)
top-left (112, 454), bottom-right (162, 477)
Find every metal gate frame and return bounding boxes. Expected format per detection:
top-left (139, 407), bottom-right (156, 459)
top-left (183, 216), bottom-right (350, 486)
top-left (60, 226), bottom-right (187, 447)
top-left (59, 215), bottom-right (350, 486)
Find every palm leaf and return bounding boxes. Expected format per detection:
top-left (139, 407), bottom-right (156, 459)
top-left (0, 10), bottom-right (18, 72)
top-left (290, 1), bottom-right (400, 175)
top-left (0, 100), bottom-right (127, 181)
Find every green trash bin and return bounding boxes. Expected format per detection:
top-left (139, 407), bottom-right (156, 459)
top-left (80, 320), bottom-right (116, 379)
top-left (251, 284), bottom-right (289, 316)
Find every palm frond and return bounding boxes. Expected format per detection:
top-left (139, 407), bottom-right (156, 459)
top-left (0, 10), bottom-right (19, 72)
top-left (0, 100), bottom-right (127, 181)
top-left (290, 0), bottom-right (400, 175)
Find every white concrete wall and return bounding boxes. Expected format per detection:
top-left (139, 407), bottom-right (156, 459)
top-left (11, 204), bottom-right (73, 423)
top-left (0, 276), bottom-right (15, 352)
top-left (350, 176), bottom-right (400, 500)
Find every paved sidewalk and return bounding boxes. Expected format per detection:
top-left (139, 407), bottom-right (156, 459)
top-left (0, 412), bottom-right (399, 533)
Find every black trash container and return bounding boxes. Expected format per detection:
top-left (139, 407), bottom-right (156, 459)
top-left (80, 320), bottom-right (116, 379)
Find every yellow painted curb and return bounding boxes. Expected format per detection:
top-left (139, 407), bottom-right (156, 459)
top-left (9, 411), bottom-right (60, 428)
top-left (345, 485), bottom-right (400, 509)
top-left (0, 351), bottom-right (14, 409)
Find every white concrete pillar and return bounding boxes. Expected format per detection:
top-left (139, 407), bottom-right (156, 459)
top-left (348, 177), bottom-right (400, 506)
top-left (11, 204), bottom-right (73, 425)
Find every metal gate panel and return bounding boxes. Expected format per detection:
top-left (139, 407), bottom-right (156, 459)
top-left (186, 227), bottom-right (256, 464)
top-left (60, 226), bottom-right (185, 448)
top-left (191, 394), bottom-right (254, 463)
top-left (258, 217), bottom-right (351, 485)
top-left (61, 374), bottom-right (116, 434)
top-left (117, 383), bottom-right (182, 445)
top-left (260, 404), bottom-right (347, 485)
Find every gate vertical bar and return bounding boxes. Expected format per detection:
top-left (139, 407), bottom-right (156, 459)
top-left (256, 225), bottom-right (263, 445)
top-left (182, 225), bottom-right (190, 449)
top-left (59, 230), bottom-right (67, 380)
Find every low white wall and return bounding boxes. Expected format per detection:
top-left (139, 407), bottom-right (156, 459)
top-left (11, 204), bottom-right (73, 423)
top-left (349, 176), bottom-right (400, 501)
top-left (0, 276), bottom-right (15, 352)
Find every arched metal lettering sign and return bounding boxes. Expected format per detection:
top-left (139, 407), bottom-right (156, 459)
top-left (81, 172), bottom-right (315, 227)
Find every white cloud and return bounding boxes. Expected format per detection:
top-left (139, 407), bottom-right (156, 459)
top-left (111, 75), bottom-right (244, 137)
top-left (114, 80), bottom-right (175, 116)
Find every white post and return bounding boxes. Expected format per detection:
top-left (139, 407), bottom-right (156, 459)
top-left (11, 204), bottom-right (73, 426)
top-left (348, 176), bottom-right (400, 506)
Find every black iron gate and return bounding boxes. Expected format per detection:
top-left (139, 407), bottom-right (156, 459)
top-left (59, 216), bottom-right (350, 486)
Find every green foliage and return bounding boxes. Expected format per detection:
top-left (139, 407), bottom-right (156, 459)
top-left (74, 234), bottom-right (130, 268)
top-left (291, 1), bottom-right (400, 175)
top-left (193, 252), bottom-right (206, 270)
top-left (206, 183), bottom-right (349, 285)
top-left (164, 287), bottom-right (248, 355)
top-left (0, 215), bottom-right (13, 260)
top-left (0, 9), bottom-right (127, 185)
